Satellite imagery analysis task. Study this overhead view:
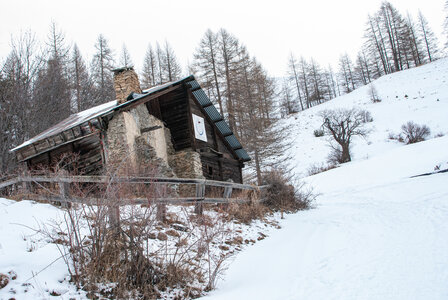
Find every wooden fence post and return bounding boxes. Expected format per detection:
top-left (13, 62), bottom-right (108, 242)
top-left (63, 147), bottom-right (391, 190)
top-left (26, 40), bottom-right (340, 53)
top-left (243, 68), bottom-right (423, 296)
top-left (21, 171), bottom-right (32, 195)
top-left (194, 182), bottom-right (205, 215)
top-left (58, 179), bottom-right (71, 208)
top-left (156, 204), bottom-right (167, 222)
top-left (223, 185), bottom-right (233, 199)
top-left (57, 171), bottom-right (71, 208)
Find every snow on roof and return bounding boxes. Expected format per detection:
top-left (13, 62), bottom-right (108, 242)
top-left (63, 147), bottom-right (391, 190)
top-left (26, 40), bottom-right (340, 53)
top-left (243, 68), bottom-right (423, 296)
top-left (10, 77), bottom-right (191, 153)
top-left (10, 100), bottom-right (118, 152)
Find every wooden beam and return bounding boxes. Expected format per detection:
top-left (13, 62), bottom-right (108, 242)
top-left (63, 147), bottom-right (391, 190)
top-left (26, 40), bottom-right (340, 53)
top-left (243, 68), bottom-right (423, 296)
top-left (117, 85), bottom-right (181, 113)
top-left (16, 175), bottom-right (263, 190)
top-left (141, 125), bottom-right (162, 133)
top-left (187, 89), bottom-right (197, 151)
top-left (30, 195), bottom-right (253, 206)
top-left (18, 132), bottom-right (99, 162)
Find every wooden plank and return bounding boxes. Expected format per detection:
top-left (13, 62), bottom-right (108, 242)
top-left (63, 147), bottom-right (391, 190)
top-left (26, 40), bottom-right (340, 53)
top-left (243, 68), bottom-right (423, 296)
top-left (194, 182), bottom-right (205, 214)
top-left (187, 89), bottom-right (196, 151)
top-left (223, 185), bottom-right (233, 199)
top-left (0, 178), bottom-right (19, 189)
top-left (31, 195), bottom-right (252, 206)
top-left (117, 85), bottom-right (181, 113)
top-left (18, 132), bottom-right (98, 162)
top-left (18, 175), bottom-right (262, 190)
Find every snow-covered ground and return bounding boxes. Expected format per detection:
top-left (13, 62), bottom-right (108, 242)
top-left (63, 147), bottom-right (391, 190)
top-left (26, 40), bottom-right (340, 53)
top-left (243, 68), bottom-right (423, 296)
top-left (0, 199), bottom-right (86, 299)
top-left (202, 59), bottom-right (448, 299)
top-left (0, 199), bottom-right (280, 299)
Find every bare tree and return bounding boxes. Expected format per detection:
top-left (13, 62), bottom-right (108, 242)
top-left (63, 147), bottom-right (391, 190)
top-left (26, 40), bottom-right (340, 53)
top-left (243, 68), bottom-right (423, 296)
top-left (218, 28), bottom-right (240, 133)
top-left (339, 53), bottom-right (356, 93)
top-left (163, 41), bottom-right (182, 82)
top-left (91, 34), bottom-right (115, 104)
top-left (298, 56), bottom-right (311, 108)
top-left (119, 44), bottom-right (133, 68)
top-left (287, 53), bottom-right (305, 111)
top-left (141, 43), bottom-right (157, 89)
top-left (320, 108), bottom-right (370, 163)
top-left (307, 58), bottom-right (326, 105)
top-left (32, 22), bottom-right (71, 134)
top-left (155, 42), bottom-right (165, 84)
top-left (193, 29), bottom-right (225, 115)
top-left (280, 79), bottom-right (297, 116)
top-left (417, 10), bottom-right (439, 62)
top-left (71, 44), bottom-right (94, 112)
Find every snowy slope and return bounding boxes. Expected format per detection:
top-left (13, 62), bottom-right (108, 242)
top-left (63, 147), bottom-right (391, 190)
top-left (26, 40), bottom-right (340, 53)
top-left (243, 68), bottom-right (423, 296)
top-left (286, 58), bottom-right (448, 177)
top-left (203, 169), bottom-right (448, 300)
top-left (202, 59), bottom-right (448, 299)
top-left (0, 199), bottom-right (86, 299)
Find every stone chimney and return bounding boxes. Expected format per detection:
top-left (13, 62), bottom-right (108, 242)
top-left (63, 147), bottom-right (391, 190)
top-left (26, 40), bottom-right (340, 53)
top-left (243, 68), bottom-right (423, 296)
top-left (113, 67), bottom-right (142, 104)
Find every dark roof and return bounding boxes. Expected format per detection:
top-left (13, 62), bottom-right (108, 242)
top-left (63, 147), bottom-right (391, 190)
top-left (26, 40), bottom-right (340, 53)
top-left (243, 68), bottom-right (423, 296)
top-left (11, 75), bottom-right (250, 162)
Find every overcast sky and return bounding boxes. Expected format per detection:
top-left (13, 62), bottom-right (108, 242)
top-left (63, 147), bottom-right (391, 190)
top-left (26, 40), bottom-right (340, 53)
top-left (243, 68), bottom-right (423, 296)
top-left (0, 0), bottom-right (445, 77)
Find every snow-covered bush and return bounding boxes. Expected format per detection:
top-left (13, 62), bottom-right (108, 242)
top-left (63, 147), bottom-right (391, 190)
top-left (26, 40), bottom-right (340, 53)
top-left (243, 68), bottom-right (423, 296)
top-left (401, 121), bottom-right (431, 144)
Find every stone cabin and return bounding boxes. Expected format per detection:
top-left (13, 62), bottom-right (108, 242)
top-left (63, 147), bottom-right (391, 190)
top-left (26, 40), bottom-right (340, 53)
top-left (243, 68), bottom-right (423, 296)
top-left (10, 68), bottom-right (250, 183)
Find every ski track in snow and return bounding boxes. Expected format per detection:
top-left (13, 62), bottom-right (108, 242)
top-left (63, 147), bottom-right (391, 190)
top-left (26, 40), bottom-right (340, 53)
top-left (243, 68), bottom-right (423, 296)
top-left (204, 173), bottom-right (448, 300)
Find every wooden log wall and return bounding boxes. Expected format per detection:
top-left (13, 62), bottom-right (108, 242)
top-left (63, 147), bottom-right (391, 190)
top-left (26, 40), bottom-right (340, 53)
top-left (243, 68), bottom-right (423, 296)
top-left (150, 87), bottom-right (192, 151)
top-left (187, 92), bottom-right (243, 183)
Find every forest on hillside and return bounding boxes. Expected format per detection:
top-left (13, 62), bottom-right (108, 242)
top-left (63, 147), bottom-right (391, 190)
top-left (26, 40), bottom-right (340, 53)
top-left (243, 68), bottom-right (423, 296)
top-left (0, 1), bottom-right (446, 181)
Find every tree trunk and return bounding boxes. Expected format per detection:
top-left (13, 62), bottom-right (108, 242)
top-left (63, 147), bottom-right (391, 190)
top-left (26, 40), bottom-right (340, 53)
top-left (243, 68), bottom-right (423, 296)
top-left (341, 144), bottom-right (351, 163)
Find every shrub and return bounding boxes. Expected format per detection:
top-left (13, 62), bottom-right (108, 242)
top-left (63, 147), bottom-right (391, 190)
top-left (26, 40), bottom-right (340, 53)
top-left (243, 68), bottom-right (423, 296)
top-left (360, 110), bottom-right (373, 123)
top-left (400, 121), bottom-right (431, 144)
top-left (307, 163), bottom-right (337, 176)
top-left (261, 170), bottom-right (314, 213)
top-left (224, 202), bottom-right (268, 224)
top-left (313, 129), bottom-right (324, 137)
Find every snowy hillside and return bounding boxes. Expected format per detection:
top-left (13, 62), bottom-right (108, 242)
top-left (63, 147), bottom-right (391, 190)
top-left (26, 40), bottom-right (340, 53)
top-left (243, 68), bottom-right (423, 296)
top-left (202, 59), bottom-right (448, 299)
top-left (286, 58), bottom-right (448, 178)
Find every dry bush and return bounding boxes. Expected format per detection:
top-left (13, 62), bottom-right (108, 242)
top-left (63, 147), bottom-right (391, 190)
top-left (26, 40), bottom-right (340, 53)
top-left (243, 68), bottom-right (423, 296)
top-left (388, 132), bottom-right (405, 143)
top-left (39, 158), bottom-right (236, 299)
top-left (313, 128), bottom-right (324, 137)
top-left (401, 121), bottom-right (431, 144)
top-left (307, 163), bottom-right (337, 176)
top-left (224, 202), bottom-right (269, 225)
top-left (261, 169), bottom-right (314, 213)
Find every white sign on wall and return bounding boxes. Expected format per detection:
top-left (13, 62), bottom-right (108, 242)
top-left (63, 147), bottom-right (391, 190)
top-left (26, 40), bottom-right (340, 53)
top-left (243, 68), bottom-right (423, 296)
top-left (192, 114), bottom-right (207, 142)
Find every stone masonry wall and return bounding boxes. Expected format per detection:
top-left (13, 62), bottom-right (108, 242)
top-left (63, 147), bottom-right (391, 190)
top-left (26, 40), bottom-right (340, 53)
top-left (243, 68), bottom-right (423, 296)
top-left (105, 105), bottom-right (175, 178)
top-left (113, 68), bottom-right (142, 104)
top-left (168, 150), bottom-right (204, 179)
